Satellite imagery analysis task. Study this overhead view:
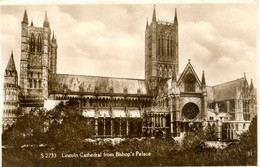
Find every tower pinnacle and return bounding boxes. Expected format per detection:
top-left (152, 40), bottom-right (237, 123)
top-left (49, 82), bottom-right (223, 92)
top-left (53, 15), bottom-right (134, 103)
top-left (250, 79), bottom-right (254, 92)
top-left (43, 11), bottom-right (50, 27)
top-left (152, 4), bottom-right (156, 22)
top-left (202, 70), bottom-right (206, 86)
top-left (174, 8), bottom-right (178, 25)
top-left (22, 9), bottom-right (28, 24)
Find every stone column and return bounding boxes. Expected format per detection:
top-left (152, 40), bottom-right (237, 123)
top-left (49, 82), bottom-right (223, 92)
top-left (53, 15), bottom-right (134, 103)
top-left (217, 122), bottom-right (222, 140)
top-left (226, 101), bottom-right (230, 113)
top-left (170, 97), bottom-right (174, 134)
top-left (126, 118), bottom-right (129, 136)
top-left (95, 118), bottom-right (98, 137)
top-left (120, 117), bottom-right (122, 136)
top-left (227, 124), bottom-right (230, 140)
top-left (103, 117), bottom-right (106, 135)
top-left (163, 114), bottom-right (166, 127)
top-left (111, 118), bottom-right (114, 137)
top-left (152, 113), bottom-right (154, 127)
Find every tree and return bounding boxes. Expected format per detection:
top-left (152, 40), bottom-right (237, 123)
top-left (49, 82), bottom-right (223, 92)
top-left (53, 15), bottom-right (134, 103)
top-left (2, 107), bottom-right (48, 147)
top-left (204, 124), bottom-right (218, 141)
top-left (46, 100), bottom-right (94, 152)
top-left (236, 115), bottom-right (257, 165)
top-left (3, 100), bottom-right (94, 151)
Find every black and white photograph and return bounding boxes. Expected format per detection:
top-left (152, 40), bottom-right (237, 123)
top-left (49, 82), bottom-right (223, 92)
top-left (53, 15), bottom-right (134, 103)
top-left (1, 1), bottom-right (258, 166)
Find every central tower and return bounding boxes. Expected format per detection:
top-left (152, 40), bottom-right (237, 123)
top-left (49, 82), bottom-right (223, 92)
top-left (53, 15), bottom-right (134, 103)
top-left (145, 6), bottom-right (179, 95)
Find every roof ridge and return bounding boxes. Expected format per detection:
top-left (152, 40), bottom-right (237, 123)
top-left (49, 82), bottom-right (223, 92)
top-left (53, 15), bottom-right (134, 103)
top-left (212, 77), bottom-right (244, 88)
top-left (55, 73), bottom-right (146, 81)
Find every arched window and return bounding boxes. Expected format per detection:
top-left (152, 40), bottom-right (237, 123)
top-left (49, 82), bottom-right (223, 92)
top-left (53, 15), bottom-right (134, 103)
top-left (136, 121), bottom-right (142, 136)
top-left (37, 35), bottom-right (42, 52)
top-left (121, 121), bottom-right (126, 136)
top-left (29, 79), bottom-right (32, 88)
top-left (34, 80), bottom-right (37, 88)
top-left (105, 121), bottom-right (111, 135)
top-left (98, 121), bottom-right (104, 135)
top-left (114, 121), bottom-right (120, 136)
top-left (30, 33), bottom-right (35, 52)
top-left (184, 73), bottom-right (196, 92)
top-left (129, 121), bottom-right (134, 137)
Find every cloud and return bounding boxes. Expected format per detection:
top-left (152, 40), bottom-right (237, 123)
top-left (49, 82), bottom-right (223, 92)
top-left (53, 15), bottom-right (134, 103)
top-left (1, 3), bottom-right (258, 87)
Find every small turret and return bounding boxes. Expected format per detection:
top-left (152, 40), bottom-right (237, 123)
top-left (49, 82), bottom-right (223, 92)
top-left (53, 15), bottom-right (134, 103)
top-left (43, 11), bottom-right (50, 28)
top-left (201, 70), bottom-right (206, 87)
top-left (152, 5), bottom-right (156, 22)
top-left (30, 19), bottom-right (34, 26)
top-left (250, 79), bottom-right (254, 92)
top-left (22, 9), bottom-right (28, 24)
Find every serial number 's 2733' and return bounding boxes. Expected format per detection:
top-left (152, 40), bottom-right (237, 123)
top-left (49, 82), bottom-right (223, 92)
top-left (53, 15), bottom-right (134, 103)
top-left (41, 153), bottom-right (57, 159)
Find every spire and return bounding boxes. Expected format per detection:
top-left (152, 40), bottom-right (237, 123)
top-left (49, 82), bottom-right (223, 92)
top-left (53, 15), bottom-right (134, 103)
top-left (250, 79), bottom-right (254, 92)
top-left (22, 9), bottom-right (28, 24)
top-left (201, 70), bottom-right (206, 86)
top-left (146, 18), bottom-right (149, 29)
top-left (30, 19), bottom-right (34, 26)
top-left (43, 11), bottom-right (50, 28)
top-left (152, 4), bottom-right (156, 22)
top-left (174, 8), bottom-right (178, 25)
top-left (6, 51), bottom-right (16, 71)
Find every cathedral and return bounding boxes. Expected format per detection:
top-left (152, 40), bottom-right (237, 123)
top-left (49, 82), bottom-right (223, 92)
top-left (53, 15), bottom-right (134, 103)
top-left (3, 6), bottom-right (257, 140)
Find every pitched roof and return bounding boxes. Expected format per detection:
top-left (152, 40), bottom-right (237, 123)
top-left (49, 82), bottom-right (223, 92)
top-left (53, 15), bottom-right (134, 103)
top-left (49, 74), bottom-right (150, 95)
top-left (210, 77), bottom-right (247, 101)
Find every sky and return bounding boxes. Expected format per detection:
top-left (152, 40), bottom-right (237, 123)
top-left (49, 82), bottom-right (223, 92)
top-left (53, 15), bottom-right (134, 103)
top-left (1, 3), bottom-right (258, 86)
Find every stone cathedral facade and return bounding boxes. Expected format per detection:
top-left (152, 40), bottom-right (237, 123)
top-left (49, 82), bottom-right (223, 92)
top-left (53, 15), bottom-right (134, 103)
top-left (3, 6), bottom-right (257, 140)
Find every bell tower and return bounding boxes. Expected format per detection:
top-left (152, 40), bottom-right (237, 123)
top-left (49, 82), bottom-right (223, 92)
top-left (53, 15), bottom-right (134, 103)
top-left (19, 10), bottom-right (57, 108)
top-left (145, 6), bottom-right (179, 95)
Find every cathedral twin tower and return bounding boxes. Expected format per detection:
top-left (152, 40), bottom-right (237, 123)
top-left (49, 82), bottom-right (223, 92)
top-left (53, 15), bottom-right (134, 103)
top-left (19, 10), bottom-right (57, 108)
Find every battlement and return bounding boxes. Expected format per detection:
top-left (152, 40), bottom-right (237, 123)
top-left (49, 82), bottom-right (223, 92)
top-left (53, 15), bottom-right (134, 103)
top-left (157, 19), bottom-right (174, 25)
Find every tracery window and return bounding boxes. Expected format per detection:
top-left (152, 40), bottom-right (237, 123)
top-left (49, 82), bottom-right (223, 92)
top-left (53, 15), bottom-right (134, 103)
top-left (184, 73), bottom-right (196, 92)
top-left (37, 35), bottom-right (42, 52)
top-left (29, 79), bottom-right (32, 88)
top-left (30, 33), bottom-right (35, 52)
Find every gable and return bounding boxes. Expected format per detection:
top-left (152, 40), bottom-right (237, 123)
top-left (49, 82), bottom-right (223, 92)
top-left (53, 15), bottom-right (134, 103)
top-left (177, 62), bottom-right (201, 87)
